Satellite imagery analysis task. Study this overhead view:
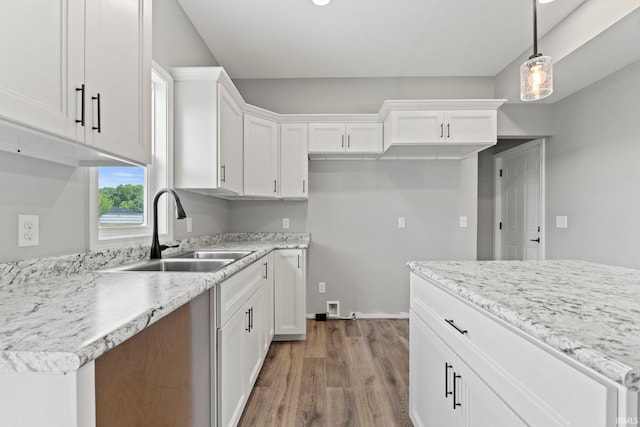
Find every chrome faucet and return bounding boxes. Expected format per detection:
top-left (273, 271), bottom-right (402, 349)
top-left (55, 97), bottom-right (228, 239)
top-left (150, 188), bottom-right (187, 259)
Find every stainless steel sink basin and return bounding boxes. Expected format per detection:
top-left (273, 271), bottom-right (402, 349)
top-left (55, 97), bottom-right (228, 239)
top-left (101, 258), bottom-right (234, 273)
top-left (169, 250), bottom-right (253, 261)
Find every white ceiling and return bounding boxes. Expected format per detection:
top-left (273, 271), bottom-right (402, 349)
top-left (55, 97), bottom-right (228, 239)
top-left (177, 0), bottom-right (587, 79)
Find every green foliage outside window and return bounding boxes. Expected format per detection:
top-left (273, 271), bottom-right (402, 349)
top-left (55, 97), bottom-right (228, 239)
top-left (99, 184), bottom-right (144, 214)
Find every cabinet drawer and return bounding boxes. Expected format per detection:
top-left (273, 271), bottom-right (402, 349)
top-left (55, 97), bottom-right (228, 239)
top-left (217, 259), bottom-right (264, 327)
top-left (410, 272), bottom-right (616, 427)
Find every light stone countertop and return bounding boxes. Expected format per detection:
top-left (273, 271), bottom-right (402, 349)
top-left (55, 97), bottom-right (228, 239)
top-left (407, 260), bottom-right (640, 392)
top-left (0, 233), bottom-right (309, 375)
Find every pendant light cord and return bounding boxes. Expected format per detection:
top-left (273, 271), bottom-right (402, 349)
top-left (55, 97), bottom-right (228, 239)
top-left (531, 0), bottom-right (539, 58)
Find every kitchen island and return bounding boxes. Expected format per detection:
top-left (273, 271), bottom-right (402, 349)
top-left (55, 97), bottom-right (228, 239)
top-left (0, 232), bottom-right (309, 427)
top-left (408, 260), bottom-right (640, 427)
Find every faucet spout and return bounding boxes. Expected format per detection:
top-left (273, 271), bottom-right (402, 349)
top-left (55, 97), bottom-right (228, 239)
top-left (150, 188), bottom-right (187, 259)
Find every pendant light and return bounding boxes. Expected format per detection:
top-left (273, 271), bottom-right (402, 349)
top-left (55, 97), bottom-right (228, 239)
top-left (520, 0), bottom-right (553, 101)
top-left (312, 0), bottom-right (331, 6)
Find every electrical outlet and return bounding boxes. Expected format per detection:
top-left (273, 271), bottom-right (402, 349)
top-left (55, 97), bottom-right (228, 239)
top-left (283, 218), bottom-right (290, 229)
top-left (459, 216), bottom-right (468, 228)
top-left (398, 217), bottom-right (405, 228)
top-left (18, 214), bottom-right (39, 247)
top-left (186, 217), bottom-right (193, 233)
top-left (556, 216), bottom-right (568, 228)
top-left (319, 282), bottom-right (326, 293)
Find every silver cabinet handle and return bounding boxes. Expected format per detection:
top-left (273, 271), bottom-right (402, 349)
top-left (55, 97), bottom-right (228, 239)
top-left (273, 179), bottom-right (277, 193)
top-left (297, 254), bottom-right (300, 269)
top-left (263, 262), bottom-right (268, 279)
top-left (440, 123), bottom-right (444, 138)
top-left (347, 134), bottom-right (350, 148)
top-left (341, 134), bottom-right (344, 148)
top-left (220, 165), bottom-right (226, 182)
top-left (447, 123), bottom-right (450, 138)
top-left (302, 180), bottom-right (306, 193)
top-left (245, 309), bottom-right (251, 332)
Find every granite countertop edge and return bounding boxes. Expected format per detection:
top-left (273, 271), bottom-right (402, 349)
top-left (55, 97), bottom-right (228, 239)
top-left (407, 261), bottom-right (640, 392)
top-left (0, 233), bottom-right (309, 375)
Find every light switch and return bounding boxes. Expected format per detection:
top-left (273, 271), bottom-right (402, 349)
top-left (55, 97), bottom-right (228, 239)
top-left (398, 217), bottom-right (405, 228)
top-left (556, 216), bottom-right (568, 228)
top-left (283, 218), bottom-right (290, 229)
top-left (459, 216), bottom-right (468, 228)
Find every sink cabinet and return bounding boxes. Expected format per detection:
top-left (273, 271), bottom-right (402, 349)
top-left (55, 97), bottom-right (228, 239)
top-left (216, 258), bottom-right (272, 427)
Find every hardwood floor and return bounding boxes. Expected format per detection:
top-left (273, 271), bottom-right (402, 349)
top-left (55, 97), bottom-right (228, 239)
top-left (238, 319), bottom-right (412, 427)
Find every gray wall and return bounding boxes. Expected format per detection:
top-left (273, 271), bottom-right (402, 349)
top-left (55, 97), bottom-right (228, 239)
top-left (0, 0), bottom-right (228, 262)
top-left (546, 60), bottom-right (640, 269)
top-left (234, 77), bottom-right (494, 114)
top-left (230, 159), bottom-right (478, 316)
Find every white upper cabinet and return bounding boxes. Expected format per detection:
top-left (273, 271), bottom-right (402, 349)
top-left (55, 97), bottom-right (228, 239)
top-left (84, 0), bottom-right (151, 165)
top-left (0, 0), bottom-right (84, 142)
top-left (0, 0), bottom-right (151, 165)
top-left (172, 67), bottom-right (244, 196)
top-left (279, 123), bottom-right (308, 199)
top-left (243, 114), bottom-right (279, 197)
top-left (380, 100), bottom-right (504, 160)
top-left (308, 122), bottom-right (382, 155)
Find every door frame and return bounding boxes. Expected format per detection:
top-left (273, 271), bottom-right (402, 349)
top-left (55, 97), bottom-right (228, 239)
top-left (493, 139), bottom-right (546, 260)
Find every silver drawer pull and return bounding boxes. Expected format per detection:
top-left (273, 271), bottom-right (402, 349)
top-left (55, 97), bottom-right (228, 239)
top-left (445, 319), bottom-right (468, 335)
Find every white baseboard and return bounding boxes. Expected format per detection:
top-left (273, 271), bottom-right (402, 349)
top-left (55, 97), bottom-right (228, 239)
top-left (306, 312), bottom-right (409, 319)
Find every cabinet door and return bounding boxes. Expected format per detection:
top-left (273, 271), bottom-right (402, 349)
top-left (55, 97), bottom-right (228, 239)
top-left (245, 288), bottom-right (265, 391)
top-left (346, 123), bottom-right (383, 153)
top-left (444, 110), bottom-right (497, 144)
top-left (0, 0), bottom-right (84, 142)
top-left (244, 114), bottom-right (279, 197)
top-left (280, 123), bottom-right (309, 199)
top-left (390, 111), bottom-right (445, 144)
top-left (218, 83), bottom-right (244, 194)
top-left (409, 310), bottom-right (457, 427)
top-left (274, 250), bottom-right (306, 336)
top-left (455, 358), bottom-right (527, 427)
top-left (217, 306), bottom-right (249, 427)
top-left (85, 0), bottom-right (151, 164)
top-left (308, 123), bottom-right (346, 153)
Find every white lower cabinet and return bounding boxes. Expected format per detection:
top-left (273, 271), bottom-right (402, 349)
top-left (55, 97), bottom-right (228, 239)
top-left (274, 249), bottom-right (306, 338)
top-left (217, 259), bottom-right (269, 427)
top-left (410, 272), bottom-right (619, 427)
top-left (410, 310), bottom-right (525, 427)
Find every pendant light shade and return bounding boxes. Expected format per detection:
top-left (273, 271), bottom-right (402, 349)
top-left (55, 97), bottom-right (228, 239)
top-left (520, 55), bottom-right (553, 101)
top-left (520, 0), bottom-right (553, 101)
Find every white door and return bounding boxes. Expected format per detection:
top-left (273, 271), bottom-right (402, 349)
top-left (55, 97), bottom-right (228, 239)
top-left (218, 83), bottom-right (244, 194)
top-left (279, 123), bottom-right (308, 198)
top-left (274, 250), bottom-right (306, 335)
top-left (243, 114), bottom-right (279, 197)
top-left (346, 123), bottom-right (383, 153)
top-left (497, 140), bottom-right (543, 260)
top-left (308, 123), bottom-right (346, 153)
top-left (85, 0), bottom-right (151, 164)
top-left (409, 310), bottom-right (456, 427)
top-left (0, 0), bottom-right (85, 142)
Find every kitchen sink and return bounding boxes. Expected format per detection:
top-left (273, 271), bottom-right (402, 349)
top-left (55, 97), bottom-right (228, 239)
top-left (101, 258), bottom-right (234, 273)
top-left (168, 250), bottom-right (254, 261)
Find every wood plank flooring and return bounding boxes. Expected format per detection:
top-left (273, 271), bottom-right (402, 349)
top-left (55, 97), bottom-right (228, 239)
top-left (238, 319), bottom-right (412, 427)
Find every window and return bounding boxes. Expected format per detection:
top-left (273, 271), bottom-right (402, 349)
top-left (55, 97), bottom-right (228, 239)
top-left (89, 63), bottom-right (173, 249)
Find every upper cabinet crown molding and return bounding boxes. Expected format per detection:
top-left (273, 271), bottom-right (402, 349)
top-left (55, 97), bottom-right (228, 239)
top-left (378, 99), bottom-right (506, 118)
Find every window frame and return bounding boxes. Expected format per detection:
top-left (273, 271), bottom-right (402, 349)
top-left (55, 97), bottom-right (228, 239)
top-left (88, 62), bottom-right (174, 250)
